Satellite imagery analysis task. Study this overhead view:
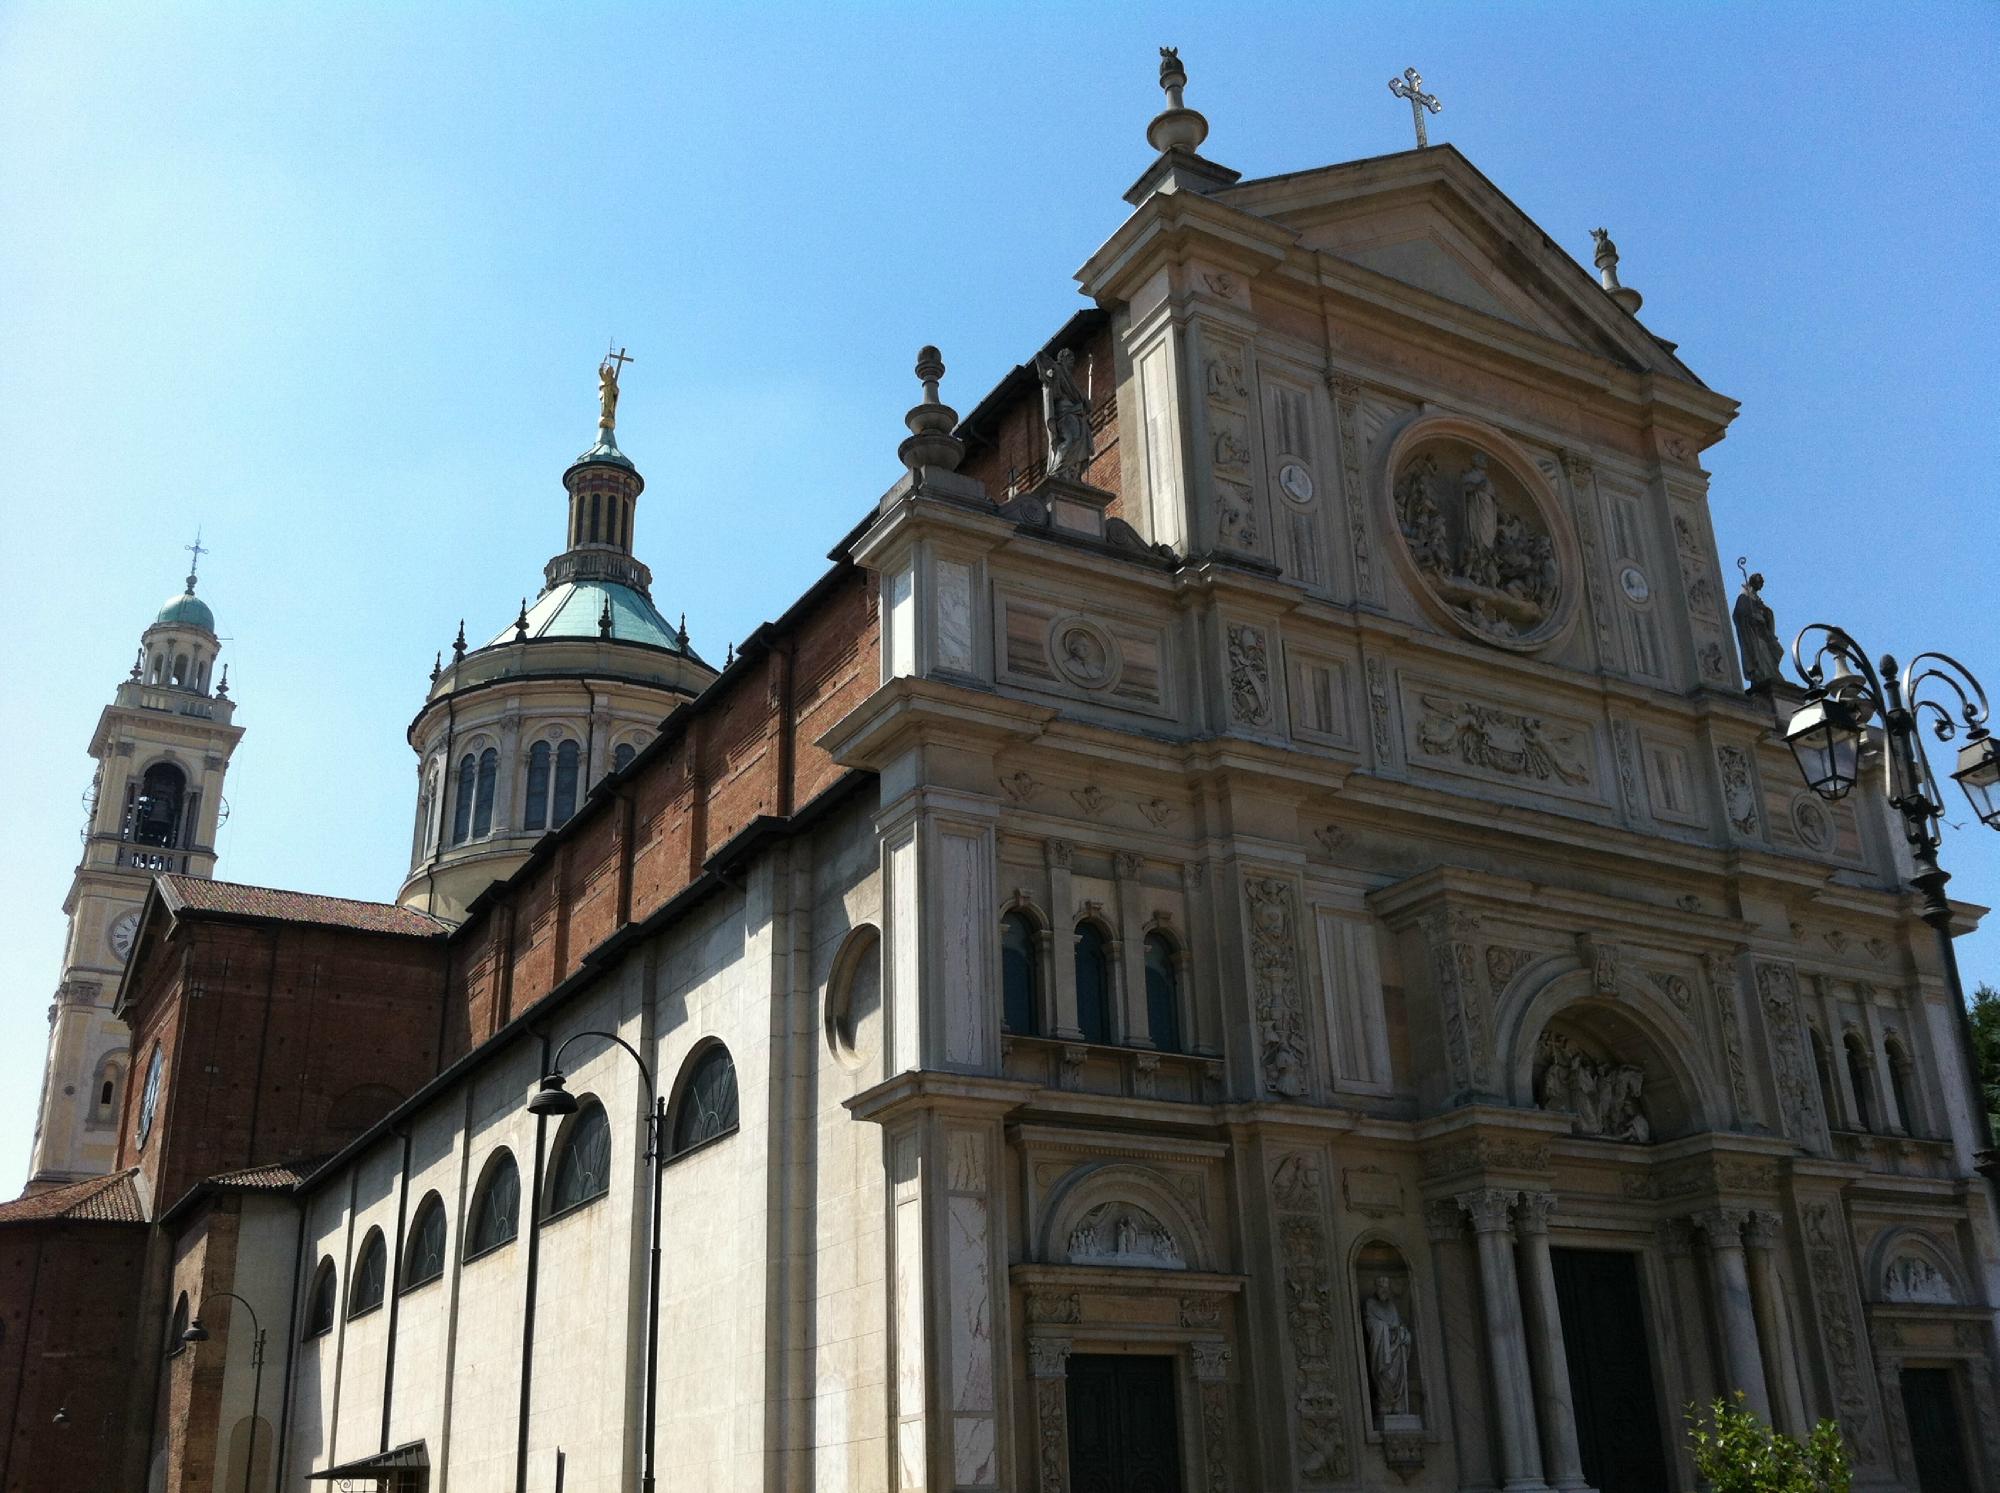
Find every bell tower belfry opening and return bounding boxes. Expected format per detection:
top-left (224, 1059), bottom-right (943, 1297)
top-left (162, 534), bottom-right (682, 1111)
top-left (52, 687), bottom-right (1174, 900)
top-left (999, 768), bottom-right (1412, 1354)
top-left (26, 553), bottom-right (244, 1189)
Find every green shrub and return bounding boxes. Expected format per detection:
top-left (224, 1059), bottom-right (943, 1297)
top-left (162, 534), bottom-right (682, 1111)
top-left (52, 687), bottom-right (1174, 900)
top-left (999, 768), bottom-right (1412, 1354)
top-left (1686, 1394), bottom-right (1851, 1492)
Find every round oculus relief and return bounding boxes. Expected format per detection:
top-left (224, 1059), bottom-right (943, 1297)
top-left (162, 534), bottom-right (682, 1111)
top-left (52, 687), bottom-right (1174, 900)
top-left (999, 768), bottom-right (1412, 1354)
top-left (1049, 617), bottom-right (1120, 691)
top-left (1278, 462), bottom-right (1315, 504)
top-left (1791, 795), bottom-right (1836, 853)
top-left (1618, 565), bottom-right (1652, 604)
top-left (1388, 432), bottom-right (1569, 650)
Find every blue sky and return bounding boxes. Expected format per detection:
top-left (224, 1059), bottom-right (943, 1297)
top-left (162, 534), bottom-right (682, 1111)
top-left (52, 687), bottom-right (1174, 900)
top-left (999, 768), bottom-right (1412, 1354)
top-left (3, 4), bottom-right (1996, 1190)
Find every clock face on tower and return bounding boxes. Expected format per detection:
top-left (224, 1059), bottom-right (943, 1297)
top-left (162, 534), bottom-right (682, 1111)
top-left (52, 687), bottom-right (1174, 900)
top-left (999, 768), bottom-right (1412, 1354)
top-left (108, 910), bottom-right (141, 963)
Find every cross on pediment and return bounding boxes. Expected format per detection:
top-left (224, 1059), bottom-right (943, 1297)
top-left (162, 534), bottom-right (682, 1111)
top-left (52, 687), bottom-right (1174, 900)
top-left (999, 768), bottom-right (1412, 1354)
top-left (1389, 67), bottom-right (1442, 148)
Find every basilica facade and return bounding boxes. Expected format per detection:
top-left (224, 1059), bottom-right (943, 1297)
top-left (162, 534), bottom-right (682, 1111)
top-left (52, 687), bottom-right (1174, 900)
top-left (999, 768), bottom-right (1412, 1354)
top-left (5, 52), bottom-right (1998, 1493)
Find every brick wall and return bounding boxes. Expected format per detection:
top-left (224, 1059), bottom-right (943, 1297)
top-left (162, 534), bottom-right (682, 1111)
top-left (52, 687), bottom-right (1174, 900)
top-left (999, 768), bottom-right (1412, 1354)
top-left (0, 1218), bottom-right (159, 1492)
top-left (116, 920), bottom-right (450, 1212)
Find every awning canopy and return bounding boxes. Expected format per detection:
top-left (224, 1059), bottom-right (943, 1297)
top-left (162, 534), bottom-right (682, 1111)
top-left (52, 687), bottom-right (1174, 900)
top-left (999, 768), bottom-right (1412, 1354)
top-left (304, 1441), bottom-right (429, 1479)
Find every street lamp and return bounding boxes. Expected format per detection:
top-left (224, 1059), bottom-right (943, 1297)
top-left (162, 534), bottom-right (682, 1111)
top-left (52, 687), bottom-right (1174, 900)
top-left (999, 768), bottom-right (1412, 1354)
top-left (1785, 624), bottom-right (1998, 1150)
top-left (182, 1290), bottom-right (267, 1493)
top-left (528, 1030), bottom-right (667, 1493)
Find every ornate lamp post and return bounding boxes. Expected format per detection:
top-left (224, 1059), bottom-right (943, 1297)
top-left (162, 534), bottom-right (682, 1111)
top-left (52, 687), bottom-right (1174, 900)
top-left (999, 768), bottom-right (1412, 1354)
top-left (181, 1291), bottom-right (267, 1493)
top-left (1784, 625), bottom-right (2000, 1149)
top-left (527, 1030), bottom-right (667, 1493)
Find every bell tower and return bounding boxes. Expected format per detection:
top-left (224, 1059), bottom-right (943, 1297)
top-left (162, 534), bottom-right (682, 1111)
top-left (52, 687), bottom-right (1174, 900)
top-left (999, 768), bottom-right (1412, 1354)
top-left (26, 553), bottom-right (244, 1189)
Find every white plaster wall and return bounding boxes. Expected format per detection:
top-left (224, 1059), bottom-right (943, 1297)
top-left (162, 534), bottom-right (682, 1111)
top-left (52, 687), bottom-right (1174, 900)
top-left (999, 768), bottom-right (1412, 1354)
top-left (284, 1186), bottom-right (356, 1481)
top-left (383, 1101), bottom-right (463, 1452)
top-left (653, 878), bottom-right (774, 1490)
top-left (211, 1196), bottom-right (295, 1490)
top-left (807, 801), bottom-right (890, 1493)
top-left (331, 1144), bottom-right (405, 1455)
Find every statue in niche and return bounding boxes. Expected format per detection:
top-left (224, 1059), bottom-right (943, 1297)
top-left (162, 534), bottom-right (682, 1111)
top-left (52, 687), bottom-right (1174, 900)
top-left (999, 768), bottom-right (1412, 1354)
top-left (1037, 348), bottom-right (1093, 482)
top-left (1362, 1276), bottom-right (1413, 1419)
top-left (1732, 563), bottom-right (1785, 692)
top-left (1537, 1032), bottom-right (1650, 1141)
top-left (1392, 440), bottom-right (1561, 642)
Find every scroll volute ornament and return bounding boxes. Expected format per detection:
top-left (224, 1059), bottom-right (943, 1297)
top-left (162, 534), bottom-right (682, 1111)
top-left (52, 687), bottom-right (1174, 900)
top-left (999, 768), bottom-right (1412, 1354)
top-left (1383, 417), bottom-right (1577, 652)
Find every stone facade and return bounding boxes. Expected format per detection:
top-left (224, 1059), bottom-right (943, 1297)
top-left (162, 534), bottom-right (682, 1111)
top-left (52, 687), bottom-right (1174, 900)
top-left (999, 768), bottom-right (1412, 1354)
top-left (10, 82), bottom-right (2000, 1493)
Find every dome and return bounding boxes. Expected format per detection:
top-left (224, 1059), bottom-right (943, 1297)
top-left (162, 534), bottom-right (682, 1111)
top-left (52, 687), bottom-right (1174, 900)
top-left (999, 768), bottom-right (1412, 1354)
top-left (155, 587), bottom-right (215, 632)
top-left (484, 578), bottom-right (702, 660)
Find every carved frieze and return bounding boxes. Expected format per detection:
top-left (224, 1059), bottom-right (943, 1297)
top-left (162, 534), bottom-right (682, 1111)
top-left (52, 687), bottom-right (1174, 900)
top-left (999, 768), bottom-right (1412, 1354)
top-left (1485, 944), bottom-right (1537, 997)
top-left (1412, 693), bottom-right (1591, 789)
top-left (1648, 970), bottom-right (1695, 1016)
top-left (1270, 1151), bottom-right (1349, 1484)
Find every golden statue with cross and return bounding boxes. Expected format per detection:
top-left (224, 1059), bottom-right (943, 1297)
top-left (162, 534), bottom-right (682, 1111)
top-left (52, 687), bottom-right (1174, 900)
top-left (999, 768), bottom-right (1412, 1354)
top-left (599, 343), bottom-right (634, 432)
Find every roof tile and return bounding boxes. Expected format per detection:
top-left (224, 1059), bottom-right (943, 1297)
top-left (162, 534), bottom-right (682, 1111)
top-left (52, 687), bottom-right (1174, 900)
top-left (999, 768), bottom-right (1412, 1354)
top-left (0, 1169), bottom-right (145, 1225)
top-left (158, 876), bottom-right (449, 937)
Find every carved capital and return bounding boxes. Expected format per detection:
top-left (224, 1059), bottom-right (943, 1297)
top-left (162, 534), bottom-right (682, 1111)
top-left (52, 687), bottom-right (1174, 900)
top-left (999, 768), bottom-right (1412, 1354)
top-left (1028, 1336), bottom-right (1074, 1379)
top-left (1046, 837), bottom-right (1073, 870)
top-left (1693, 1206), bottom-right (1750, 1247)
top-left (1191, 1341), bottom-right (1232, 1382)
top-left (1742, 1209), bottom-right (1783, 1251)
top-left (1516, 1191), bottom-right (1558, 1234)
top-left (1115, 850), bottom-right (1144, 880)
top-left (1423, 1199), bottom-right (1465, 1243)
top-left (1456, 1187), bottom-right (1519, 1236)
top-left (1656, 1217), bottom-right (1694, 1258)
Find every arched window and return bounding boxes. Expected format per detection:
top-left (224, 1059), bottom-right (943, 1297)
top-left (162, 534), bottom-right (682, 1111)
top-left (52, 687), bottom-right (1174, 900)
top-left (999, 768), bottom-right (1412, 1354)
top-left (1886, 1037), bottom-right (1919, 1136)
top-left (546, 1102), bottom-right (612, 1217)
top-left (670, 1044), bottom-right (740, 1158)
top-left (130, 762), bottom-right (188, 848)
top-left (1844, 1032), bottom-right (1876, 1132)
top-left (523, 741), bottom-right (552, 832)
top-left (452, 753), bottom-right (477, 845)
top-left (303, 1258), bottom-right (337, 1338)
top-left (167, 1291), bottom-right (189, 1357)
top-left (1144, 931), bottom-right (1183, 1054)
top-left (402, 1192), bottom-right (447, 1290)
top-left (1001, 911), bottom-right (1041, 1036)
top-left (1074, 922), bottom-right (1112, 1045)
top-left (172, 652), bottom-right (189, 686)
top-left (1810, 1028), bottom-right (1837, 1128)
top-left (472, 748), bottom-right (499, 838)
top-left (588, 492), bottom-right (601, 544)
top-left (466, 1150), bottom-right (520, 1258)
top-left (552, 740), bottom-right (581, 827)
top-left (136, 1045), bottom-right (165, 1149)
top-left (348, 1228), bottom-right (387, 1318)
top-left (613, 742), bottom-right (636, 773)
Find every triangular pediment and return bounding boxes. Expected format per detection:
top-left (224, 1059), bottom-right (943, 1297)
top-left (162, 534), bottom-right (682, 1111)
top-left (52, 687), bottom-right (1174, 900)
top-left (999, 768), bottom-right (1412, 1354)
top-left (1214, 146), bottom-right (1697, 382)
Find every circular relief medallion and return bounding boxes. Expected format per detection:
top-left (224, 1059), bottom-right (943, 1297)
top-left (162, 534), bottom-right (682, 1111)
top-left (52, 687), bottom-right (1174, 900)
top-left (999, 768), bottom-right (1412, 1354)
top-left (1619, 564), bottom-right (1652, 604)
top-left (1791, 795), bottom-right (1836, 853)
top-left (1049, 617), bottom-right (1121, 691)
top-left (1278, 462), bottom-right (1315, 504)
top-left (1390, 433), bottom-right (1568, 649)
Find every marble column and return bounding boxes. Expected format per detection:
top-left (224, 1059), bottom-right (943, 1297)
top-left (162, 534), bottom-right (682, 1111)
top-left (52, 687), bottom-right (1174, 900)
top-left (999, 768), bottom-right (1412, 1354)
top-left (1743, 1210), bottom-right (1809, 1435)
top-left (1028, 1337), bottom-right (1072, 1493)
top-left (1695, 1208), bottom-right (1772, 1421)
top-left (1425, 1201), bottom-right (1496, 1493)
top-left (1515, 1194), bottom-right (1591, 1491)
top-left (1459, 1188), bottom-right (1549, 1492)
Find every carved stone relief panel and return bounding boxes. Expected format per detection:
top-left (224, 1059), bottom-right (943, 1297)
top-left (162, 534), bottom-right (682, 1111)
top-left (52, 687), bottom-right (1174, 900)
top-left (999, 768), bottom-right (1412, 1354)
top-left (1640, 734), bottom-right (1702, 826)
top-left (1534, 1030), bottom-right (1651, 1141)
top-left (1417, 908), bottom-right (1491, 1099)
top-left (1271, 1150), bottom-right (1350, 1484)
top-left (1404, 681), bottom-right (1598, 802)
top-left (1202, 335), bottom-right (1261, 557)
top-left (935, 558), bottom-right (976, 674)
top-left (1389, 430), bottom-right (1570, 649)
top-left (1753, 960), bottom-right (1824, 1149)
top-left (1224, 623), bottom-right (1275, 730)
top-left (1671, 504), bottom-right (1734, 689)
top-left (1715, 744), bottom-right (1762, 838)
top-left (1801, 1201), bottom-right (1881, 1466)
top-left (1329, 376), bottom-right (1377, 603)
top-left (995, 588), bottom-right (1170, 717)
top-left (1556, 450), bottom-right (1616, 667)
top-left (1245, 874), bottom-right (1310, 1098)
top-left (1285, 646), bottom-right (1354, 748)
top-left (1882, 1251), bottom-right (1956, 1304)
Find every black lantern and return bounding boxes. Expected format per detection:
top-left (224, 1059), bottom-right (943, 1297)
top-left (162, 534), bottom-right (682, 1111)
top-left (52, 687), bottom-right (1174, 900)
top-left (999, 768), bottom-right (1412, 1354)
top-left (1786, 693), bottom-right (1867, 801)
top-left (526, 1071), bottom-right (579, 1117)
top-left (1954, 732), bottom-right (2000, 829)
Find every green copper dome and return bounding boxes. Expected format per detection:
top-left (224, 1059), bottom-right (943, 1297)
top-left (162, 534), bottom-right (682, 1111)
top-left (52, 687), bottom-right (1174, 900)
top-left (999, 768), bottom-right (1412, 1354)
top-left (155, 586), bottom-right (215, 632)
